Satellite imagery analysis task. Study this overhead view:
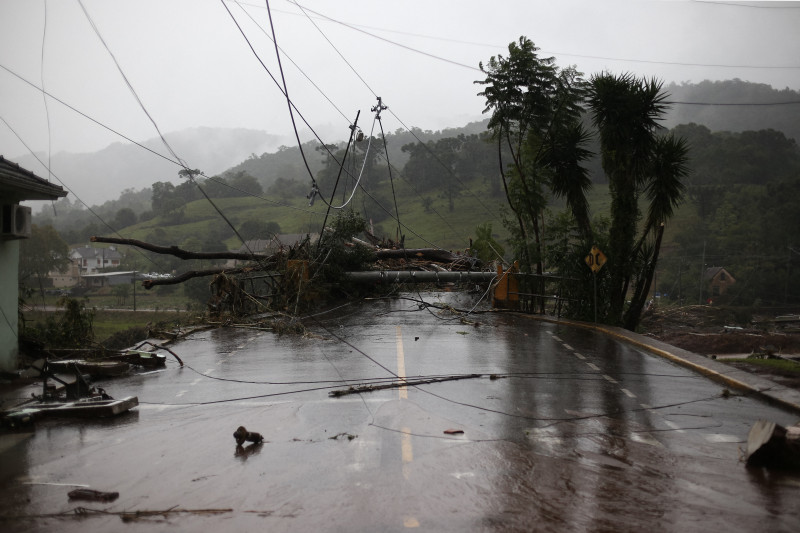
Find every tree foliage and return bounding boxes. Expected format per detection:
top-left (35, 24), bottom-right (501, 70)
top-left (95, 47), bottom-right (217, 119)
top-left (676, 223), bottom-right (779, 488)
top-left (476, 36), bottom-right (592, 286)
top-left (19, 224), bottom-right (70, 286)
top-left (587, 72), bottom-right (689, 328)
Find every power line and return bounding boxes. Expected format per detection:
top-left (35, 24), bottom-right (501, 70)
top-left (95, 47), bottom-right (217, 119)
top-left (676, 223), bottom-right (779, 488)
top-left (667, 99), bottom-right (800, 106)
top-left (286, 1), bottom-right (800, 71)
top-left (286, 0), bottom-right (478, 69)
top-left (223, 0), bottom-right (452, 248)
top-left (78, 0), bottom-right (252, 253)
top-left (290, 1), bottom-right (501, 241)
top-left (0, 114), bottom-right (161, 270)
top-left (693, 0), bottom-right (800, 9)
top-left (0, 62), bottom-right (327, 224)
top-left (0, 64), bottom-right (181, 167)
top-left (232, 1), bottom-right (351, 123)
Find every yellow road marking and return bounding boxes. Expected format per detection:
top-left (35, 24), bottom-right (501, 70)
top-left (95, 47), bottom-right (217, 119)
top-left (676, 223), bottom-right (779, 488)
top-left (401, 427), bottom-right (414, 465)
top-left (396, 325), bottom-right (408, 399)
top-left (397, 327), bottom-right (419, 527)
top-left (404, 516), bottom-right (420, 528)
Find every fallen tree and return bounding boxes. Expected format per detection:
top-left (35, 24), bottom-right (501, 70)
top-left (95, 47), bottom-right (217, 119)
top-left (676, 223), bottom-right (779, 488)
top-left (92, 236), bottom-right (479, 278)
top-left (91, 228), bottom-right (488, 316)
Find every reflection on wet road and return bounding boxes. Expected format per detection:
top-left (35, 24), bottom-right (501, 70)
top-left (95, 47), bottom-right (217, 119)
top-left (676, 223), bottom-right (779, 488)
top-left (2, 292), bottom-right (799, 531)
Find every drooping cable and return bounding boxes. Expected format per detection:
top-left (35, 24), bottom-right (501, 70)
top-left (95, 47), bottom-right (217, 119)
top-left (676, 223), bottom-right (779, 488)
top-left (0, 115), bottom-right (161, 270)
top-left (318, 110), bottom-right (360, 241)
top-left (76, 0), bottom-right (187, 170)
top-left (263, 0), bottom-right (322, 196)
top-left (79, 0), bottom-right (251, 253)
top-left (373, 98), bottom-right (403, 243)
top-left (39, 0), bottom-right (53, 191)
top-left (0, 64), bottom-right (182, 168)
top-left (232, 1), bottom-right (351, 123)
top-left (289, 0), bottom-right (499, 247)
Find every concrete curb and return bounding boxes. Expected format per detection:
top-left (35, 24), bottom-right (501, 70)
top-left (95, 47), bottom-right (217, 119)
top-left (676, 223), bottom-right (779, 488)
top-left (523, 314), bottom-right (800, 415)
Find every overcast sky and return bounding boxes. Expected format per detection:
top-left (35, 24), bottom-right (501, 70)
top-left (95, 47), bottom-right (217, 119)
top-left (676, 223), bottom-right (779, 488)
top-left (1, 0), bottom-right (799, 163)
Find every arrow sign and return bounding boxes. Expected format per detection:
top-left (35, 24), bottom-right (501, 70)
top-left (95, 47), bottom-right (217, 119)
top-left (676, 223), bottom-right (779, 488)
top-left (585, 246), bottom-right (607, 273)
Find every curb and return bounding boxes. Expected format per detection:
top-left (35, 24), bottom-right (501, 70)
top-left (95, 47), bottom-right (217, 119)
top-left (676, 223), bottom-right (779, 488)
top-left (523, 314), bottom-right (800, 415)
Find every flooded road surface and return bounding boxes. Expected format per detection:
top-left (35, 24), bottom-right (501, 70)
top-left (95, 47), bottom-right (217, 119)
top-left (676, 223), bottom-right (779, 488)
top-left (2, 292), bottom-right (799, 531)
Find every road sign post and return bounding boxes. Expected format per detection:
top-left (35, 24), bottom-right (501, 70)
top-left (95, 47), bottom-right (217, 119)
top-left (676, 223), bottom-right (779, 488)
top-left (584, 246), bottom-right (607, 323)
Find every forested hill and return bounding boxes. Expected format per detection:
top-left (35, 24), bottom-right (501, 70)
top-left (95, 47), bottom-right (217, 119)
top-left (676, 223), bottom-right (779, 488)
top-left (662, 80), bottom-right (800, 143)
top-left (222, 81), bottom-right (800, 192)
top-left (221, 120), bottom-right (491, 189)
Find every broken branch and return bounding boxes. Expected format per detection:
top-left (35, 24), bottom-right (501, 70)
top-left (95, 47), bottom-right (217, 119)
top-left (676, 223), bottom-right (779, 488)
top-left (91, 236), bottom-right (269, 262)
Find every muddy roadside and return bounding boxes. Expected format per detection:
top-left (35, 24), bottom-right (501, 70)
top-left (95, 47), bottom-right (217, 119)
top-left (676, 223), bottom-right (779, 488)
top-left (639, 305), bottom-right (800, 389)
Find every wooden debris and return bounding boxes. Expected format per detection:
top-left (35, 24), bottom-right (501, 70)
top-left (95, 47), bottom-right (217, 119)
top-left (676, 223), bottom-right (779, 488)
top-left (328, 374), bottom-right (482, 397)
top-left (746, 419), bottom-right (800, 469)
top-left (68, 488), bottom-right (119, 502)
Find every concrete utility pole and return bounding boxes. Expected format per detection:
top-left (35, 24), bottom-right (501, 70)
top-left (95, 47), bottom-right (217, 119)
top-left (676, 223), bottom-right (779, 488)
top-left (699, 241), bottom-right (706, 305)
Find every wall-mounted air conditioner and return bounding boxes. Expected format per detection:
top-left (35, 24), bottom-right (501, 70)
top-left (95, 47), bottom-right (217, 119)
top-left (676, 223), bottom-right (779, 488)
top-left (1, 204), bottom-right (32, 240)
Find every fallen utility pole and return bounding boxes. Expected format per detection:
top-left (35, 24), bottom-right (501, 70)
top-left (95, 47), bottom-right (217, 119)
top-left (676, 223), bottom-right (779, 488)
top-left (345, 271), bottom-right (496, 283)
top-left (329, 373), bottom-right (483, 397)
top-left (374, 248), bottom-right (473, 264)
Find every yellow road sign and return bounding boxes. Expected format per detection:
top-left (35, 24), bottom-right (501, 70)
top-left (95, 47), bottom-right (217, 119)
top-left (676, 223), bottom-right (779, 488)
top-left (585, 246), bottom-right (607, 273)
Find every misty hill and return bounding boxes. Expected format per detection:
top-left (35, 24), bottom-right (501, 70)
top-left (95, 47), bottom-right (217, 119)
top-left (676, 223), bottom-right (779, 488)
top-left (663, 79), bottom-right (800, 143)
top-left (221, 120), bottom-right (492, 190)
top-left (20, 80), bottom-right (800, 217)
top-left (15, 127), bottom-right (286, 208)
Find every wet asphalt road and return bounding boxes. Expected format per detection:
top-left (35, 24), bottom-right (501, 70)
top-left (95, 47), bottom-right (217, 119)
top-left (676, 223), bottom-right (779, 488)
top-left (1, 292), bottom-right (800, 532)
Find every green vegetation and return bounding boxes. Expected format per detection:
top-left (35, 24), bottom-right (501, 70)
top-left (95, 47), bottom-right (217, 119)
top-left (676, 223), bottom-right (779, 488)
top-left (23, 307), bottom-right (189, 346)
top-left (724, 357), bottom-right (800, 376)
top-left (23, 68), bottom-right (800, 333)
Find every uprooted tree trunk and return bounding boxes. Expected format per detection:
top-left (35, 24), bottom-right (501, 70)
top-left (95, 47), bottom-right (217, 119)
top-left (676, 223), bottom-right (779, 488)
top-left (91, 236), bottom-right (478, 289)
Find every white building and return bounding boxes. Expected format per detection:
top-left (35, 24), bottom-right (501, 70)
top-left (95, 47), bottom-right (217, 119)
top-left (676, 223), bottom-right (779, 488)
top-left (70, 245), bottom-right (123, 275)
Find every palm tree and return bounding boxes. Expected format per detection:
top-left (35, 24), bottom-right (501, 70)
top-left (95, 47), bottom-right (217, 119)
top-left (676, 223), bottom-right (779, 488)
top-left (588, 73), bottom-right (688, 327)
top-left (623, 134), bottom-right (689, 328)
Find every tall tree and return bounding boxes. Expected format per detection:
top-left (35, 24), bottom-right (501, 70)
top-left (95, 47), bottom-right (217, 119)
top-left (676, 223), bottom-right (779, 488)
top-left (476, 37), bottom-right (592, 282)
top-left (587, 73), bottom-right (688, 327)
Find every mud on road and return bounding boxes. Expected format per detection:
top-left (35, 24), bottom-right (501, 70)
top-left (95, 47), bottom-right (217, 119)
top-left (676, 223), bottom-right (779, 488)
top-left (639, 305), bottom-right (800, 388)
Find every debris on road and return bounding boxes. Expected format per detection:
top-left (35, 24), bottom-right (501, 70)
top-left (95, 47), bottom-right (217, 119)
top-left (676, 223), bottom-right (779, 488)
top-left (329, 432), bottom-right (357, 441)
top-left (111, 341), bottom-right (184, 368)
top-left (233, 426), bottom-right (264, 446)
top-left (68, 488), bottom-right (120, 503)
top-left (745, 419), bottom-right (800, 469)
top-left (1, 359), bottom-right (138, 424)
top-left (234, 442), bottom-right (263, 459)
top-left (328, 374), bottom-right (482, 397)
top-left (47, 359), bottom-right (130, 378)
top-left (443, 429), bottom-right (464, 435)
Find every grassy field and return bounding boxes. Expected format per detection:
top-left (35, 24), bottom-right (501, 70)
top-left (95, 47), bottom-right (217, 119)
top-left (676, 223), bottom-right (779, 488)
top-left (22, 308), bottom-right (194, 345)
top-left (723, 357), bottom-right (800, 375)
top-left (22, 284), bottom-right (200, 345)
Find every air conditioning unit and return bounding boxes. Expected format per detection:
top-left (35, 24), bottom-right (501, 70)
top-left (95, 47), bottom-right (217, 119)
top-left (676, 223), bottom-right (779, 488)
top-left (1, 204), bottom-right (32, 240)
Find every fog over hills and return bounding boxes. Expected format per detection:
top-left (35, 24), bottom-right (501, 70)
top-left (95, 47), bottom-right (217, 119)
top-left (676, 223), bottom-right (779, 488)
top-left (15, 127), bottom-right (287, 209)
top-left (14, 80), bottom-right (800, 213)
